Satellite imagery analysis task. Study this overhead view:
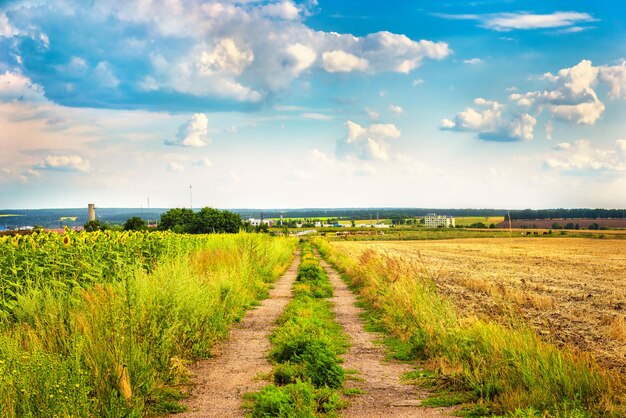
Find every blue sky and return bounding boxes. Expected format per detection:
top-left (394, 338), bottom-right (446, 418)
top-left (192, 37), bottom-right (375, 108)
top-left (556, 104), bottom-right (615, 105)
top-left (1, 0), bottom-right (625, 209)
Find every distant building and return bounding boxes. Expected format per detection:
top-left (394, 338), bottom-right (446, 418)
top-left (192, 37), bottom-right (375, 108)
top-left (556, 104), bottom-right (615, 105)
top-left (248, 218), bottom-right (274, 227)
top-left (424, 214), bottom-right (455, 228)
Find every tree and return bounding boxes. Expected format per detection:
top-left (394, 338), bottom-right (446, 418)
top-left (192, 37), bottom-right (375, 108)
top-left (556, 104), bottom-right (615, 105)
top-left (190, 207), bottom-right (242, 234)
top-left (124, 216), bottom-right (147, 231)
top-left (159, 208), bottom-right (194, 233)
top-left (84, 220), bottom-right (107, 232)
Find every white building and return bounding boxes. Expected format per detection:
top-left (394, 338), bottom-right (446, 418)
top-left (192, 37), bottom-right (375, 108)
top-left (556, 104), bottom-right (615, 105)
top-left (424, 214), bottom-right (455, 228)
top-left (248, 218), bottom-right (273, 227)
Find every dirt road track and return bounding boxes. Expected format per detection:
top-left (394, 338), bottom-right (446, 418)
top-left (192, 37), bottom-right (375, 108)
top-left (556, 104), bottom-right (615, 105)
top-left (171, 251), bottom-right (300, 418)
top-left (318, 255), bottom-right (452, 418)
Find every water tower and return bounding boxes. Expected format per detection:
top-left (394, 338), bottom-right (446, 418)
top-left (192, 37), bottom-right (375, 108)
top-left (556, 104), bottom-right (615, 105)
top-left (88, 203), bottom-right (96, 221)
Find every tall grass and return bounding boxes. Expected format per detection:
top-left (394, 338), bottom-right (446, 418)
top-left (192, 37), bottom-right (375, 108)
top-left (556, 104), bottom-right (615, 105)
top-left (312, 238), bottom-right (623, 416)
top-left (0, 231), bottom-right (297, 417)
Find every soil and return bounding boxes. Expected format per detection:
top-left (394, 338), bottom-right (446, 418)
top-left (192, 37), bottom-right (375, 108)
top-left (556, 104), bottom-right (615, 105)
top-left (171, 251), bottom-right (300, 418)
top-left (317, 254), bottom-right (452, 417)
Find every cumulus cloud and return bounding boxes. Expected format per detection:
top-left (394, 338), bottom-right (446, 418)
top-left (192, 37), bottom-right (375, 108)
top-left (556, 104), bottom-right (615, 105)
top-left (441, 98), bottom-right (536, 141)
top-left (322, 50), bottom-right (368, 73)
top-left (259, 1), bottom-right (301, 20)
top-left (39, 155), bottom-right (91, 172)
top-left (3, 1), bottom-right (451, 110)
top-left (389, 104), bottom-right (403, 115)
top-left (545, 139), bottom-right (626, 173)
top-left (0, 71), bottom-right (46, 102)
top-left (510, 60), bottom-right (604, 125)
top-left (599, 61), bottom-right (626, 99)
top-left (336, 120), bottom-right (401, 161)
top-left (435, 11), bottom-right (596, 32)
top-left (197, 38), bottom-right (254, 76)
top-left (165, 113), bottom-right (210, 147)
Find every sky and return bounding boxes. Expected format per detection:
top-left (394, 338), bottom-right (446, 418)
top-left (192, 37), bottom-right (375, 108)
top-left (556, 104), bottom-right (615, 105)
top-left (0, 0), bottom-right (625, 209)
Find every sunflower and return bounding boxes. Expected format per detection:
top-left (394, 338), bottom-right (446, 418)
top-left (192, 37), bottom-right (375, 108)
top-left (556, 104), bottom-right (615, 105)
top-left (63, 236), bottom-right (70, 245)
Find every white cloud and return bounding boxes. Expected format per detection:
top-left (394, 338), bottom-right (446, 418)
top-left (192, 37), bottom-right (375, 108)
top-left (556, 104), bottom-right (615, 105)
top-left (39, 2), bottom-right (449, 106)
top-left (484, 12), bottom-right (595, 31)
top-left (301, 112), bottom-right (332, 121)
top-left (167, 162), bottom-right (184, 172)
top-left (364, 108), bottom-right (380, 120)
top-left (94, 61), bottom-right (119, 88)
top-left (463, 58), bottom-right (483, 64)
top-left (412, 79), bottom-right (424, 87)
top-left (389, 104), bottom-right (403, 115)
top-left (510, 60), bottom-right (604, 125)
top-left (545, 139), bottom-right (626, 173)
top-left (322, 50), bottom-right (368, 73)
top-left (545, 120), bottom-right (554, 140)
top-left (435, 11), bottom-right (596, 32)
top-left (336, 120), bottom-right (401, 161)
top-left (197, 38), bottom-right (254, 76)
top-left (39, 155), bottom-right (91, 173)
top-left (286, 43), bottom-right (317, 73)
top-left (599, 61), bottom-right (626, 99)
top-left (259, 1), bottom-right (301, 21)
top-left (194, 157), bottom-right (213, 167)
top-left (0, 71), bottom-right (46, 102)
top-left (165, 113), bottom-right (210, 147)
top-left (442, 98), bottom-right (536, 141)
top-left (554, 142), bottom-right (571, 150)
top-left (0, 12), bottom-right (16, 37)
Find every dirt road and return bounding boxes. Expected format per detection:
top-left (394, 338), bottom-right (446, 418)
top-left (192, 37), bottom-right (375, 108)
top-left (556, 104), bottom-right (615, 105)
top-left (318, 254), bottom-right (451, 417)
top-left (172, 251), bottom-right (300, 417)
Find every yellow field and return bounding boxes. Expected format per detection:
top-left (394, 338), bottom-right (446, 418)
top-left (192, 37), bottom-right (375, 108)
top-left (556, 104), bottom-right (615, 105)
top-left (332, 238), bottom-right (626, 371)
top-left (453, 216), bottom-right (505, 226)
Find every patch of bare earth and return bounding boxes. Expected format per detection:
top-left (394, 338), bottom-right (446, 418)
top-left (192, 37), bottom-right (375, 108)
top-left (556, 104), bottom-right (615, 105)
top-left (170, 251), bottom-right (300, 418)
top-left (317, 255), bottom-right (452, 418)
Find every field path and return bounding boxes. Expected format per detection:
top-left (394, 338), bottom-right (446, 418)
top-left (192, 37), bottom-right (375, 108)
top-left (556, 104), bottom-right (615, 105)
top-left (172, 250), bottom-right (300, 418)
top-left (317, 253), bottom-right (451, 418)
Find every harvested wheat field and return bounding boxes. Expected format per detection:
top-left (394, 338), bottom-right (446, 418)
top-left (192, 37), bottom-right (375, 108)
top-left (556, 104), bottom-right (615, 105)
top-left (333, 238), bottom-right (626, 373)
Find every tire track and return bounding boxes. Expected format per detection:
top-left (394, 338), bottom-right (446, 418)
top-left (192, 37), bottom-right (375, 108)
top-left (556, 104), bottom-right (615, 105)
top-left (317, 252), bottom-right (452, 418)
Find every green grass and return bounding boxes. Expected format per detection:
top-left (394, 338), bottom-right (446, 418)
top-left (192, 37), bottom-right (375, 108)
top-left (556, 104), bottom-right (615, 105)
top-left (248, 241), bottom-right (349, 417)
top-left (312, 237), bottom-right (624, 417)
top-left (0, 232), bottom-right (297, 417)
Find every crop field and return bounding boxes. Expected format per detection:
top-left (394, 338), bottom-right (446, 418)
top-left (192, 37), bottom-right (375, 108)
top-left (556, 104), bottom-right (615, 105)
top-left (330, 238), bottom-right (626, 372)
top-left (0, 230), bottom-right (297, 417)
top-left (315, 236), bottom-right (625, 415)
top-left (453, 216), bottom-right (505, 226)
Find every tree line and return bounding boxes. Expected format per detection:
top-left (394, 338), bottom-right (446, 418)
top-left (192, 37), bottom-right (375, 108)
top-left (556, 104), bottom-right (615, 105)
top-left (508, 208), bottom-right (626, 220)
top-left (85, 207), bottom-right (245, 234)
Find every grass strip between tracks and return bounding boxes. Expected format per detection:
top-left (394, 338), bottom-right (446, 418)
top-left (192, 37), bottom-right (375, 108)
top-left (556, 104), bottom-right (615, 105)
top-left (247, 241), bottom-right (349, 417)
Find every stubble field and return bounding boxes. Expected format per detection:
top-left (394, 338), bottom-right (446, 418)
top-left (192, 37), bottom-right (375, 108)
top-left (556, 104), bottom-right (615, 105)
top-left (333, 238), bottom-right (626, 373)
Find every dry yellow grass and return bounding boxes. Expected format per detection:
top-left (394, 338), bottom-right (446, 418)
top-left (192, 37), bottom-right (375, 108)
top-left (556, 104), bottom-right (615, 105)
top-left (333, 238), bottom-right (626, 372)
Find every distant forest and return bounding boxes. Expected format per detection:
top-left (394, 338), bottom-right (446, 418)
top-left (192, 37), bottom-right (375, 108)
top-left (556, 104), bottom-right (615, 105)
top-left (507, 209), bottom-right (626, 220)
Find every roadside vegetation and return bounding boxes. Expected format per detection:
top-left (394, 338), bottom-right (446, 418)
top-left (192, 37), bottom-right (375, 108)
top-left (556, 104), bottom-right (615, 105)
top-left (248, 241), bottom-right (349, 417)
top-left (312, 237), bottom-right (624, 417)
top-left (0, 230), bottom-right (296, 417)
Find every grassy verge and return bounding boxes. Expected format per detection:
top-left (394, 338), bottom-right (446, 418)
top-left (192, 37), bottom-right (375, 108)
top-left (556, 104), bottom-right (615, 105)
top-left (247, 241), bottom-right (348, 417)
top-left (0, 231), bottom-right (297, 417)
top-left (312, 238), bottom-right (624, 417)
